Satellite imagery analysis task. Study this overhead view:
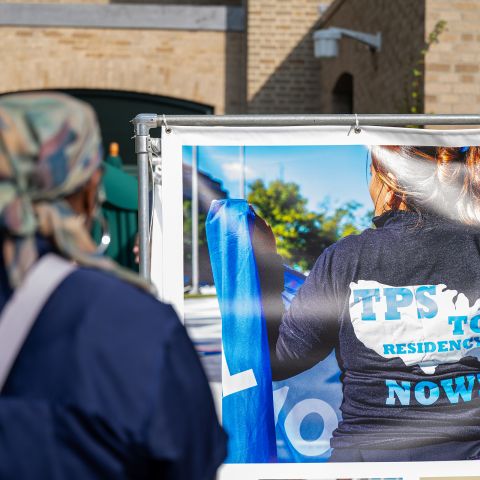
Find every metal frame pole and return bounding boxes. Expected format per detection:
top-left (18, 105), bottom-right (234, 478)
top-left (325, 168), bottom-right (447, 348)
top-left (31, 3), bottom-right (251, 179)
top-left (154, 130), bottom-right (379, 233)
top-left (133, 114), bottom-right (157, 280)
top-left (191, 146), bottom-right (200, 294)
top-left (137, 152), bottom-right (150, 279)
top-left (143, 114), bottom-right (480, 127)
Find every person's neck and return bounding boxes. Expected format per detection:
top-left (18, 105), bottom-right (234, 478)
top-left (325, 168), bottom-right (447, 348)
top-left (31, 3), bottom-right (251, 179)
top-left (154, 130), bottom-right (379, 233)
top-left (374, 202), bottom-right (409, 217)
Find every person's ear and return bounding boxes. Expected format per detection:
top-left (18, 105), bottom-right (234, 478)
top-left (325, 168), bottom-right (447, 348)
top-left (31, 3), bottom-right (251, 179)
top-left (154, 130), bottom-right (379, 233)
top-left (64, 168), bottom-right (102, 226)
top-left (83, 169), bottom-right (103, 221)
top-left (385, 189), bottom-right (395, 208)
top-left (385, 173), bottom-right (398, 208)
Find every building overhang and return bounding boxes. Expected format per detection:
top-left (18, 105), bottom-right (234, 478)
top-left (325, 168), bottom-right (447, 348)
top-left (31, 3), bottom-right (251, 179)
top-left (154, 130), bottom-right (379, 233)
top-left (0, 3), bottom-right (245, 32)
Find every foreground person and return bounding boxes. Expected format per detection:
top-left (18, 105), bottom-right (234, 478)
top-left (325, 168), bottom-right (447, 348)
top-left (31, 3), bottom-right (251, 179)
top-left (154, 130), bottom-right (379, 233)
top-left (0, 93), bottom-right (226, 479)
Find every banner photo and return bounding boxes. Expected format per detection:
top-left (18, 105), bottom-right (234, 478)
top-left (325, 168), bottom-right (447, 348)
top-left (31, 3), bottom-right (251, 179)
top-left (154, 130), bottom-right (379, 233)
top-left (154, 125), bottom-right (480, 480)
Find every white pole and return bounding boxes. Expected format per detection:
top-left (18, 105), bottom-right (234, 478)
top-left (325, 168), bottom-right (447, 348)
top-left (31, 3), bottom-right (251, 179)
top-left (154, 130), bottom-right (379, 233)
top-left (191, 146), bottom-right (199, 294)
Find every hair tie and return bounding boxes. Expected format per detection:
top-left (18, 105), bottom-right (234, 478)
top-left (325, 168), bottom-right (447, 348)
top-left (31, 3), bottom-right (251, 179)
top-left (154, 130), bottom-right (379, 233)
top-left (459, 146), bottom-right (469, 153)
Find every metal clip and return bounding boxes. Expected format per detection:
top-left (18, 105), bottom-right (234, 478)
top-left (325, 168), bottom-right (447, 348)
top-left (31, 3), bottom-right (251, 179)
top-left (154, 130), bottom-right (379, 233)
top-left (354, 113), bottom-right (361, 134)
top-left (153, 163), bottom-right (162, 186)
top-left (150, 137), bottom-right (161, 156)
top-left (348, 113), bottom-right (362, 136)
top-left (162, 114), bottom-right (172, 134)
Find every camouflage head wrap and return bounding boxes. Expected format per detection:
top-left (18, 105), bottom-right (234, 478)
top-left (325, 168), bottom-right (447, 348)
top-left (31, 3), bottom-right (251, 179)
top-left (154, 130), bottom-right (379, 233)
top-left (0, 92), bottom-right (149, 290)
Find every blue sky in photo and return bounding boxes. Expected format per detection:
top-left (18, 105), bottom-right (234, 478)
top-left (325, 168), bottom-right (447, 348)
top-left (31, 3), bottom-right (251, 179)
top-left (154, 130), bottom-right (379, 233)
top-left (183, 144), bottom-right (373, 216)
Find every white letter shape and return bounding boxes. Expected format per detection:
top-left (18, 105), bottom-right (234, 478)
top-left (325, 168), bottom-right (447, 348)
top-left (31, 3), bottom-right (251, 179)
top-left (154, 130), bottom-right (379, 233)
top-left (222, 349), bottom-right (258, 398)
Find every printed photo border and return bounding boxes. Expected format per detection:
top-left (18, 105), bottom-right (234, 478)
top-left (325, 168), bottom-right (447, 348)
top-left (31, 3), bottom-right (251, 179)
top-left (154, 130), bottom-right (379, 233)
top-left (154, 125), bottom-right (480, 479)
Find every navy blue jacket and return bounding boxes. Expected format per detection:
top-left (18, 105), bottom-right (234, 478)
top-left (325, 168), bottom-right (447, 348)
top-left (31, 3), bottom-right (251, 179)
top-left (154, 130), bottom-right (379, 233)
top-left (0, 242), bottom-right (226, 479)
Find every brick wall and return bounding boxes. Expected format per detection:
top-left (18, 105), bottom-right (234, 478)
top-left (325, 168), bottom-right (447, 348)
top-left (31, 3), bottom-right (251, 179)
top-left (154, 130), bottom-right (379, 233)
top-left (4, 0), bottom-right (108, 3)
top-left (247, 0), bottom-right (324, 113)
top-left (318, 0), bottom-right (425, 113)
top-left (4, 0), bottom-right (241, 3)
top-left (7, 0), bottom-right (472, 117)
top-left (0, 24), bottom-right (245, 114)
top-left (113, 0), bottom-right (242, 4)
top-left (425, 0), bottom-right (480, 114)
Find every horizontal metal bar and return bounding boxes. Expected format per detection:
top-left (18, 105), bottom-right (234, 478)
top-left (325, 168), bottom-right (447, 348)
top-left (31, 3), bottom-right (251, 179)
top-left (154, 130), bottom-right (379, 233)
top-left (153, 114), bottom-right (480, 127)
top-left (0, 4), bottom-right (245, 32)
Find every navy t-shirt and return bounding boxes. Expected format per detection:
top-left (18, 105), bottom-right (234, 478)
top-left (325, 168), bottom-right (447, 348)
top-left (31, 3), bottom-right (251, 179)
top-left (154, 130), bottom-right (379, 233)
top-left (277, 211), bottom-right (480, 452)
top-left (0, 247), bottom-right (226, 479)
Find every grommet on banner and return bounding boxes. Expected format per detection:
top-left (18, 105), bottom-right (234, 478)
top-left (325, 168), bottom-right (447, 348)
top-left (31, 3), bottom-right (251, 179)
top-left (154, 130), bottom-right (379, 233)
top-left (347, 114), bottom-right (362, 136)
top-left (162, 114), bottom-right (172, 134)
top-left (354, 113), bottom-right (361, 134)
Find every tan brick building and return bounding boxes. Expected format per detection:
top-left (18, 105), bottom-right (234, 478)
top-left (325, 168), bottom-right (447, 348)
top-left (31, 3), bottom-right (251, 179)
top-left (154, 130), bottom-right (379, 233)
top-left (317, 0), bottom-right (425, 113)
top-left (317, 0), bottom-right (480, 115)
top-left (0, 0), bottom-right (479, 116)
top-left (425, 0), bottom-right (480, 114)
top-left (1, 0), bottom-right (324, 114)
top-left (0, 0), bottom-right (246, 114)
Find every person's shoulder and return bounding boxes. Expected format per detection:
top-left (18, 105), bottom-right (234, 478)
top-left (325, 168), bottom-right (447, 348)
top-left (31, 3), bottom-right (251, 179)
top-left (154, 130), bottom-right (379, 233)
top-left (308, 228), bottom-right (379, 291)
top-left (53, 266), bottom-right (180, 337)
top-left (321, 226), bottom-right (377, 261)
top-left (64, 266), bottom-right (164, 305)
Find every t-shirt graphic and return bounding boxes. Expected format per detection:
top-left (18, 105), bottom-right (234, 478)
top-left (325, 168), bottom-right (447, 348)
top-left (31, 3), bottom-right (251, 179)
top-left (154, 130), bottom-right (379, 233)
top-left (349, 280), bottom-right (480, 374)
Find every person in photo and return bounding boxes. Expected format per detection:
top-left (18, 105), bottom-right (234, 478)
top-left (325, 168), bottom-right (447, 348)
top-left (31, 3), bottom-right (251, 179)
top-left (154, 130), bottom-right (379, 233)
top-left (268, 146), bottom-right (480, 462)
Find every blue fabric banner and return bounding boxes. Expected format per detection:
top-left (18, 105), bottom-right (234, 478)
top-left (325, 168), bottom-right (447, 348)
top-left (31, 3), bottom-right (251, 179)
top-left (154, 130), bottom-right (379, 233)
top-left (206, 199), bottom-right (342, 464)
top-left (206, 199), bottom-right (277, 463)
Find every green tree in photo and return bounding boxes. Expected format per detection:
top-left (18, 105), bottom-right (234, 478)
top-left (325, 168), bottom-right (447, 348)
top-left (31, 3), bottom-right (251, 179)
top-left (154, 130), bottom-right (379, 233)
top-left (318, 199), bottom-right (372, 239)
top-left (248, 179), bottom-right (371, 271)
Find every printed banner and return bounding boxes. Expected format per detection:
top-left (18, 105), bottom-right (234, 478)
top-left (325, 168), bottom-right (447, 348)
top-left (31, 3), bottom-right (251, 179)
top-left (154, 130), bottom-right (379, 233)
top-left (154, 125), bottom-right (480, 479)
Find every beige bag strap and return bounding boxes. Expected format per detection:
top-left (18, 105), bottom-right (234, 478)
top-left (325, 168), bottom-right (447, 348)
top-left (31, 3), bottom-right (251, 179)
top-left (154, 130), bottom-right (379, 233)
top-left (0, 254), bottom-right (76, 391)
